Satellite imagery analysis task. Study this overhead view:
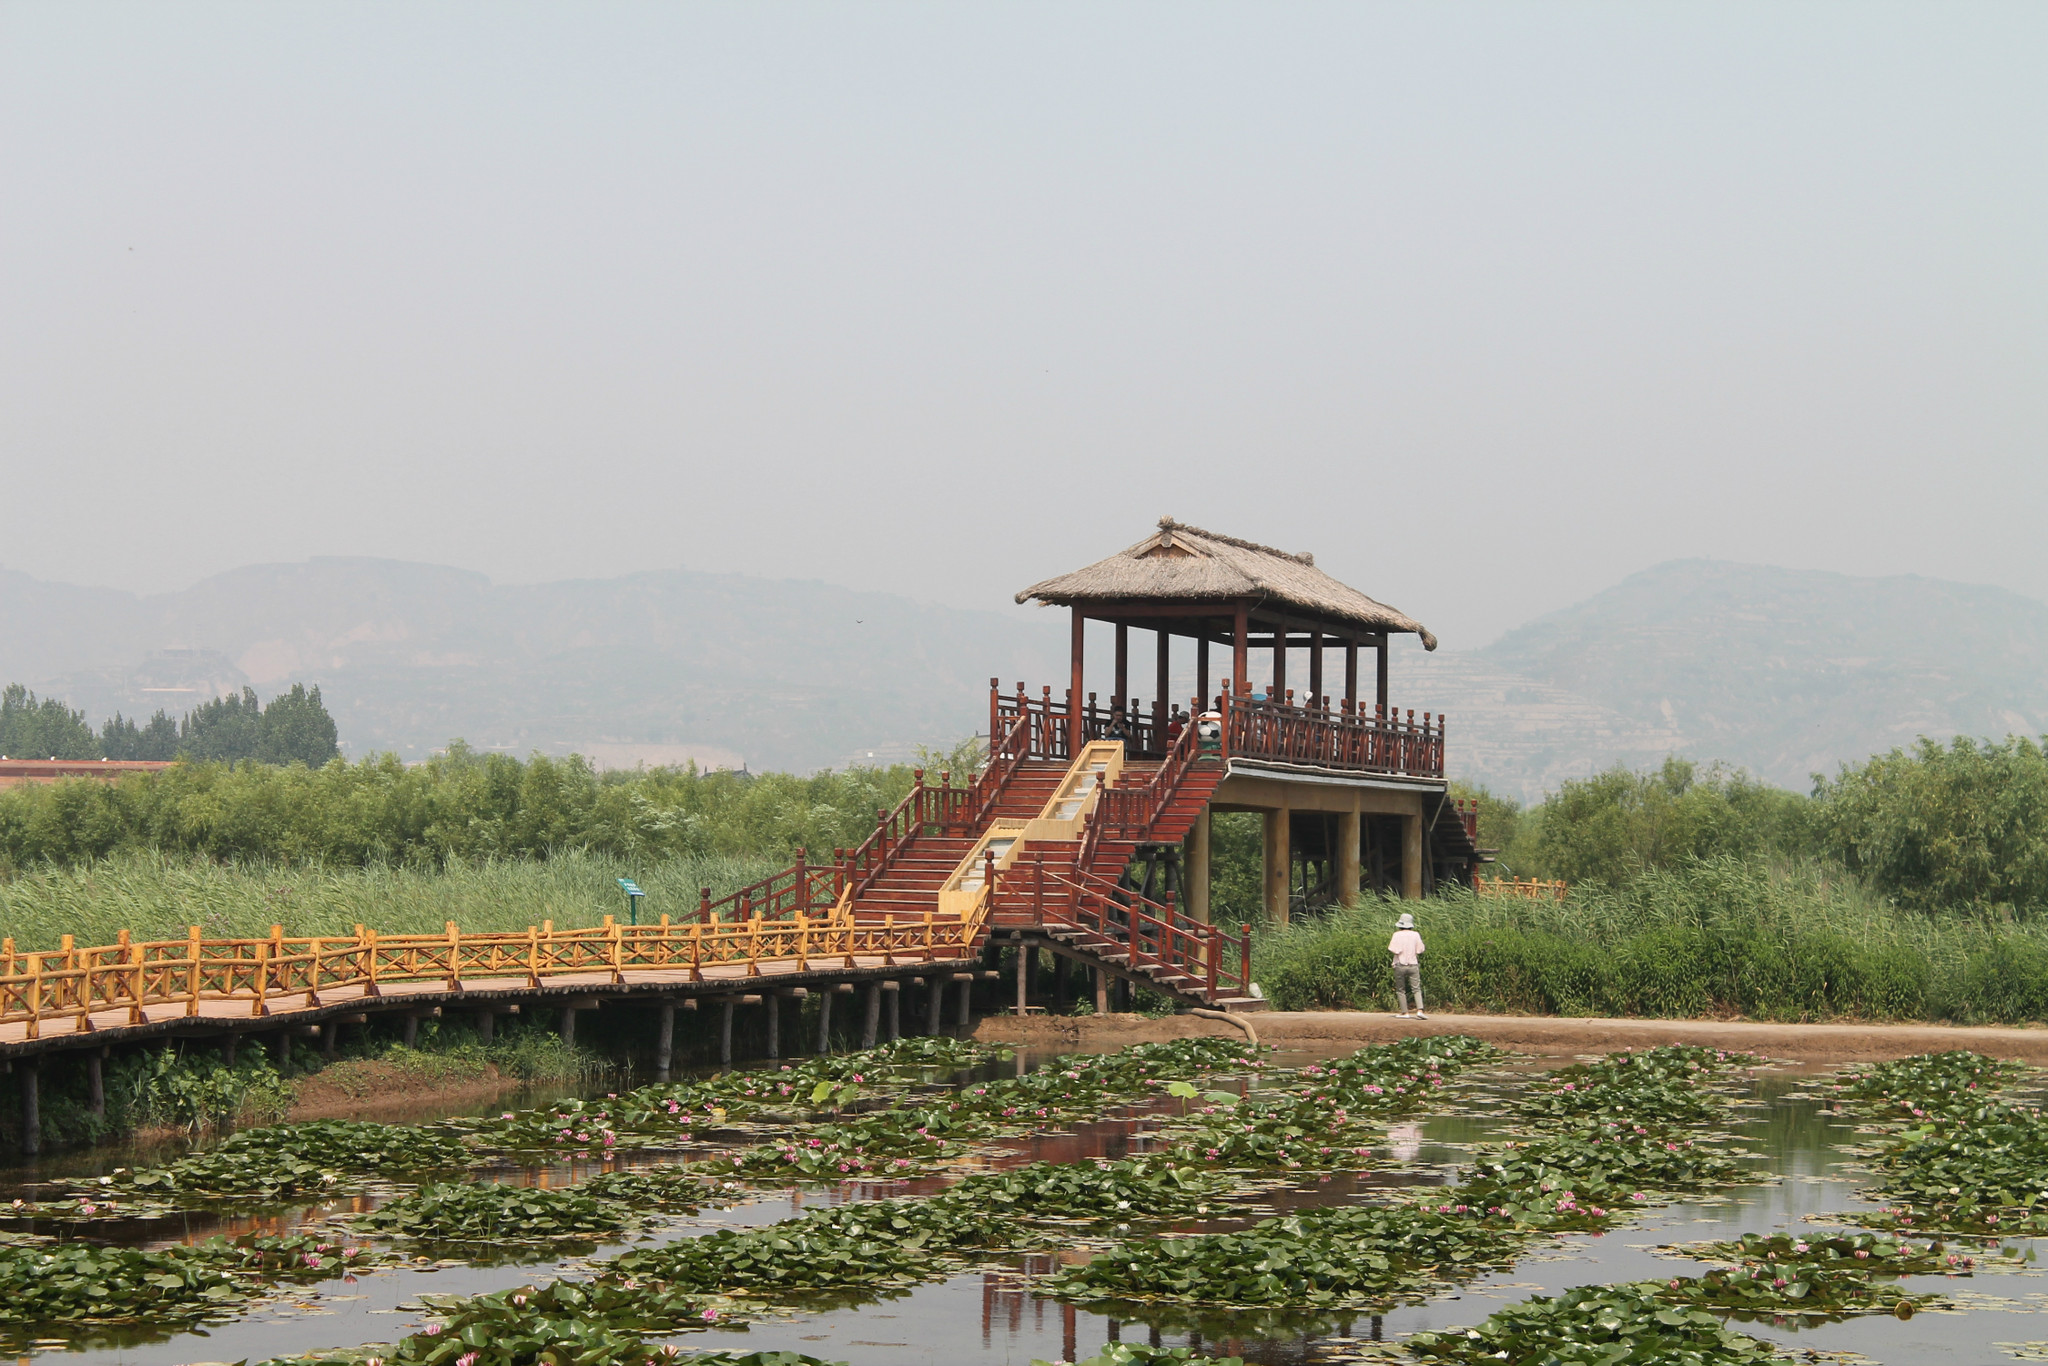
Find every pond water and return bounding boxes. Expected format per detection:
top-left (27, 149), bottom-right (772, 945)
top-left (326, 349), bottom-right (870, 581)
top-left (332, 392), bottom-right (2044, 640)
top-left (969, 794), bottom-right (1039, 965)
top-left (9, 1044), bottom-right (2048, 1366)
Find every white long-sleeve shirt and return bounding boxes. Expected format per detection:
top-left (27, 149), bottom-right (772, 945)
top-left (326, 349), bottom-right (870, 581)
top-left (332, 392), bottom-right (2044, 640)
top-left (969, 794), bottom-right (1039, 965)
top-left (1387, 929), bottom-right (1425, 966)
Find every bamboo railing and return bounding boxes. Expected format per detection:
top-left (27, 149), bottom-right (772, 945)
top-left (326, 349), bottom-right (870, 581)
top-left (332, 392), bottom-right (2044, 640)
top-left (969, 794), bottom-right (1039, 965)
top-left (0, 904), bottom-right (988, 1041)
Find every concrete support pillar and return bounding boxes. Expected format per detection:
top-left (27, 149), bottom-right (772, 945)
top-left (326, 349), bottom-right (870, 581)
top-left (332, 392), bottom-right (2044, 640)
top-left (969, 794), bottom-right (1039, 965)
top-left (322, 1021), bottom-right (340, 1061)
top-left (816, 989), bottom-right (833, 1053)
top-left (656, 1000), bottom-right (676, 1081)
top-left (885, 981), bottom-right (901, 1042)
top-left (766, 994), bottom-right (780, 1059)
top-left (560, 1007), bottom-right (577, 1048)
top-left (719, 999), bottom-right (736, 1066)
top-left (1094, 967), bottom-right (1109, 1014)
top-left (272, 1031), bottom-right (291, 1071)
top-left (476, 1009), bottom-right (495, 1044)
top-left (221, 1035), bottom-right (237, 1067)
top-left (86, 1051), bottom-right (105, 1118)
top-left (862, 982), bottom-right (881, 1048)
top-left (1187, 808), bottom-right (1211, 923)
top-left (1337, 804), bottom-right (1362, 908)
top-left (1403, 812), bottom-right (1424, 901)
top-left (18, 1062), bottom-right (38, 1158)
top-left (1014, 942), bottom-right (1029, 1015)
top-left (956, 973), bottom-right (972, 1032)
top-left (1263, 805), bottom-right (1291, 928)
top-left (926, 978), bottom-right (944, 1034)
top-left (402, 1014), bottom-right (419, 1049)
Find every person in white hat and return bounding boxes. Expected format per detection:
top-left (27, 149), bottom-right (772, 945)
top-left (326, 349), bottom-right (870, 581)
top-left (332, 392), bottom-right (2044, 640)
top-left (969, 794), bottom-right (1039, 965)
top-left (1388, 912), bottom-right (1426, 1019)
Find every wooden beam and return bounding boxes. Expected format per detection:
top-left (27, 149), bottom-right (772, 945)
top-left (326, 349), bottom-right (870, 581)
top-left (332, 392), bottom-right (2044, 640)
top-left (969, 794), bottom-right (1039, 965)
top-left (1154, 628), bottom-right (1169, 735)
top-left (1232, 603), bottom-right (1250, 700)
top-left (1114, 624), bottom-right (1128, 709)
top-left (1196, 636), bottom-right (1210, 711)
top-left (1069, 609), bottom-right (1085, 757)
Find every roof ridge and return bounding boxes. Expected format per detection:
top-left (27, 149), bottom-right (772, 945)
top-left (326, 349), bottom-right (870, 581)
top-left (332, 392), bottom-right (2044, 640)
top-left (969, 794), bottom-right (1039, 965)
top-left (1157, 516), bottom-right (1311, 566)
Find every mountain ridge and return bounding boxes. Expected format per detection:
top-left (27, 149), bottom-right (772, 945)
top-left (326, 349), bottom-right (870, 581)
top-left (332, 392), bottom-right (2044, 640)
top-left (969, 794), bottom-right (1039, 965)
top-left (5, 556), bottom-right (2045, 796)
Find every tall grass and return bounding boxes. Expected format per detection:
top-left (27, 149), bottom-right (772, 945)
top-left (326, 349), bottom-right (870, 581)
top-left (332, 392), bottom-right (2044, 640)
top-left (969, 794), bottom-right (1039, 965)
top-left (1252, 857), bottom-right (2048, 1025)
top-left (0, 849), bottom-right (780, 952)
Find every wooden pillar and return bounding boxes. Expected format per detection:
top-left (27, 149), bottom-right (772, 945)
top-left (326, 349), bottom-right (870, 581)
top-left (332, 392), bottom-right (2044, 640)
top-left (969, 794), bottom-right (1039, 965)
top-left (1344, 642), bottom-right (1358, 711)
top-left (1403, 811), bottom-right (1424, 901)
top-left (766, 993), bottom-right (780, 1059)
top-left (885, 980), bottom-right (901, 1041)
top-left (1196, 635), bottom-right (1211, 710)
top-left (719, 998), bottom-right (735, 1065)
top-left (1154, 628), bottom-right (1170, 741)
top-left (1377, 638), bottom-right (1390, 715)
top-left (1188, 807), bottom-right (1211, 923)
top-left (1309, 631), bottom-right (1323, 707)
top-left (862, 981), bottom-right (881, 1048)
top-left (1232, 604), bottom-right (1249, 700)
top-left (1114, 624), bottom-right (1129, 710)
top-left (1337, 801), bottom-right (1361, 907)
top-left (18, 1062), bottom-right (37, 1158)
top-left (815, 989), bottom-right (833, 1052)
top-left (1272, 633), bottom-right (1286, 701)
top-left (1263, 805), bottom-right (1291, 928)
top-left (657, 1000), bottom-right (676, 1080)
top-left (86, 1050), bottom-right (105, 1117)
top-left (560, 1007), bottom-right (577, 1048)
top-left (1069, 609), bottom-right (1086, 757)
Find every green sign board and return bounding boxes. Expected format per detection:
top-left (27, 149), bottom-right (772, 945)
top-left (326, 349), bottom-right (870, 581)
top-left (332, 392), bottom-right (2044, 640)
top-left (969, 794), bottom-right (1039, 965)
top-left (617, 878), bottom-right (645, 897)
top-left (617, 877), bottom-right (645, 924)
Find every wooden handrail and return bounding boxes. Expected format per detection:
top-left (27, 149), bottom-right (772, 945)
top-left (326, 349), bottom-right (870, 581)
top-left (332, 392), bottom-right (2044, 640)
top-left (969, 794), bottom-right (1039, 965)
top-left (995, 855), bottom-right (1251, 1002)
top-left (1222, 688), bottom-right (1446, 779)
top-left (1475, 876), bottom-right (1567, 902)
top-left (0, 904), bottom-right (993, 1039)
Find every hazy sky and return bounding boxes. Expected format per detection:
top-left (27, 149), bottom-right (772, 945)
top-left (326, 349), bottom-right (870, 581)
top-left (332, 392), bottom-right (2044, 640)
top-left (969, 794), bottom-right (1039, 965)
top-left (4, 3), bottom-right (2043, 649)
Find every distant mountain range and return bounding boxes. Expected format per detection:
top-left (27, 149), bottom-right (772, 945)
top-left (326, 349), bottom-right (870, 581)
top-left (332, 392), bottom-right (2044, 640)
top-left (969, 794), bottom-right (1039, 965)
top-left (0, 559), bottom-right (1065, 774)
top-left (4, 557), bottom-right (2044, 800)
top-left (1405, 560), bottom-right (2048, 800)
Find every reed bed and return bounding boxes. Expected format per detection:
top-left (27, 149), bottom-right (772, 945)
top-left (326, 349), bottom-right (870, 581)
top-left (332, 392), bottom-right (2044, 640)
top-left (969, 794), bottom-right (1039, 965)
top-left (1254, 857), bottom-right (2048, 1024)
top-left (0, 849), bottom-right (781, 953)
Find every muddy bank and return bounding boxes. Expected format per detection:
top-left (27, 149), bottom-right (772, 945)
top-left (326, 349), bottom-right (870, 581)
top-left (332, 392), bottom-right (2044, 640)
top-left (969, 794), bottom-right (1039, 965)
top-left (974, 1008), bottom-right (2048, 1061)
top-left (288, 1058), bottom-right (540, 1123)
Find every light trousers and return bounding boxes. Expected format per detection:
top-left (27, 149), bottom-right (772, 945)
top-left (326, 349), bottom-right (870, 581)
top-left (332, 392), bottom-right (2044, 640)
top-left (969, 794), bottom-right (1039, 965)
top-left (1392, 962), bottom-right (1424, 1013)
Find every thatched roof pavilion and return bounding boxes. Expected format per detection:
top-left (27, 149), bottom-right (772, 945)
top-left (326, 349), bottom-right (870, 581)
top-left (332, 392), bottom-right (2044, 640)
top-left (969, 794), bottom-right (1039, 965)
top-left (1017, 518), bottom-right (1437, 755)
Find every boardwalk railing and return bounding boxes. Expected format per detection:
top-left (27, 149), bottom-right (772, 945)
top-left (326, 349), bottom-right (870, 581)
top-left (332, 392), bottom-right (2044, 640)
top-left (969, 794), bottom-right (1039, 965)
top-left (0, 908), bottom-right (989, 1041)
top-left (1474, 876), bottom-right (1567, 902)
top-left (996, 852), bottom-right (1251, 1002)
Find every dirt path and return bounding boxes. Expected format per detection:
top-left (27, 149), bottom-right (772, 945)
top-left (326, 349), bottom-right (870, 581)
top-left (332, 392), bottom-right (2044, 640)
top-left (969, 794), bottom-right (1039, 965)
top-left (974, 1009), bottom-right (2048, 1062)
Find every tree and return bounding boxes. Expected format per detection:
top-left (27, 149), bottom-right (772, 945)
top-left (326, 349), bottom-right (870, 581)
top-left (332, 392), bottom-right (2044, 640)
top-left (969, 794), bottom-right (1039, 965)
top-left (100, 710), bottom-right (179, 761)
top-left (1816, 735), bottom-right (2048, 916)
top-left (1532, 757), bottom-right (1810, 887)
top-left (0, 684), bottom-right (100, 760)
top-left (256, 683), bottom-right (340, 767)
top-left (179, 688), bottom-right (267, 762)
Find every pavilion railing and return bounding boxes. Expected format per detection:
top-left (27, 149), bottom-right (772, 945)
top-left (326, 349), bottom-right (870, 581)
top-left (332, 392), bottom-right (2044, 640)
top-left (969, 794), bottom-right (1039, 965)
top-left (1224, 688), bottom-right (1445, 779)
top-left (0, 909), bottom-right (991, 1040)
top-left (990, 678), bottom-right (1446, 778)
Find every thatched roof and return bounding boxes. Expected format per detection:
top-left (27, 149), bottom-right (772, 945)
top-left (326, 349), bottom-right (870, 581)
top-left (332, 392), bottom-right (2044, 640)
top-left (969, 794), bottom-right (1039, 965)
top-left (1017, 518), bottom-right (1438, 650)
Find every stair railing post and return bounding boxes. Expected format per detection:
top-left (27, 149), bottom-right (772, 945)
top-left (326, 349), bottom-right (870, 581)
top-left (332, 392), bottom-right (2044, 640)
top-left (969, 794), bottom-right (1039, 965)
top-left (186, 926), bottom-right (202, 1017)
